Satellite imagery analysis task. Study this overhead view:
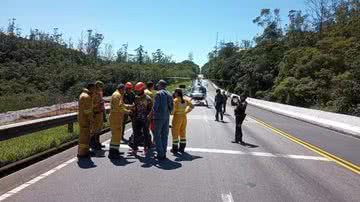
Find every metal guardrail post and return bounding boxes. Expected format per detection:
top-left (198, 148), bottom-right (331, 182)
top-left (68, 123), bottom-right (74, 134)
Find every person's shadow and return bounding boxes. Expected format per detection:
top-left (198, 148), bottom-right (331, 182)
top-left (155, 158), bottom-right (182, 170)
top-left (77, 158), bottom-right (97, 169)
top-left (135, 150), bottom-right (182, 170)
top-left (174, 152), bottom-right (203, 162)
top-left (109, 156), bottom-right (135, 167)
top-left (241, 142), bottom-right (259, 148)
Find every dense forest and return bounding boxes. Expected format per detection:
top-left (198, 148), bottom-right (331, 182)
top-left (202, 0), bottom-right (360, 116)
top-left (0, 20), bottom-right (199, 112)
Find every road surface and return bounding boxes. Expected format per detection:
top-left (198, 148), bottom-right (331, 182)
top-left (0, 82), bottom-right (359, 202)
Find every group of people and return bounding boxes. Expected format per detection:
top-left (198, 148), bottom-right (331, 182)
top-left (77, 79), bottom-right (194, 161)
top-left (214, 88), bottom-right (248, 144)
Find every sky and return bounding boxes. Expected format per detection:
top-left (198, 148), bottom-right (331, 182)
top-left (1, 0), bottom-right (306, 66)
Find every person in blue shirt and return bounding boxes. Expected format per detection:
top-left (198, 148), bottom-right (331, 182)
top-left (152, 80), bottom-right (173, 160)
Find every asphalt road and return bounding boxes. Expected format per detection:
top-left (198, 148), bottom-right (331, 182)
top-left (1, 83), bottom-right (359, 202)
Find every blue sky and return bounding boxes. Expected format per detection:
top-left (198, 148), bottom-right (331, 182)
top-left (1, 0), bottom-right (306, 66)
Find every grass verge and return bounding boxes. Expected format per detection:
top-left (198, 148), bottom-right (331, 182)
top-left (0, 124), bottom-right (80, 167)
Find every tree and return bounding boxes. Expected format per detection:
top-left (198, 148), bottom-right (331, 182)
top-left (7, 18), bottom-right (16, 35)
top-left (85, 30), bottom-right (104, 59)
top-left (152, 49), bottom-right (164, 63)
top-left (240, 40), bottom-right (253, 49)
top-left (253, 9), bottom-right (283, 43)
top-left (103, 43), bottom-right (114, 61)
top-left (305, 0), bottom-right (334, 35)
top-left (77, 31), bottom-right (86, 53)
top-left (135, 45), bottom-right (145, 64)
top-left (188, 52), bottom-right (194, 62)
top-left (116, 43), bottom-right (129, 63)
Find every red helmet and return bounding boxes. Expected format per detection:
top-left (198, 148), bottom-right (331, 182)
top-left (125, 82), bottom-right (133, 89)
top-left (135, 82), bottom-right (145, 92)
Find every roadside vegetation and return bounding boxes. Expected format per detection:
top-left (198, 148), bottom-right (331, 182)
top-left (202, 0), bottom-right (360, 116)
top-left (0, 124), bottom-right (80, 167)
top-left (0, 21), bottom-right (199, 113)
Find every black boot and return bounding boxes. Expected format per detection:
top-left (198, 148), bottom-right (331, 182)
top-left (179, 143), bottom-right (186, 153)
top-left (108, 149), bottom-right (121, 159)
top-left (89, 136), bottom-right (97, 150)
top-left (170, 144), bottom-right (178, 154)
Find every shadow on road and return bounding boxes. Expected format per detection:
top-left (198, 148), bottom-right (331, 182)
top-left (231, 141), bottom-right (259, 148)
top-left (77, 158), bottom-right (97, 169)
top-left (109, 157), bottom-right (135, 167)
top-left (135, 150), bottom-right (182, 170)
top-left (174, 152), bottom-right (203, 162)
top-left (242, 142), bottom-right (259, 148)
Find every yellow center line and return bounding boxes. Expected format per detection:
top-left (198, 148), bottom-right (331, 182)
top-left (250, 115), bottom-right (360, 175)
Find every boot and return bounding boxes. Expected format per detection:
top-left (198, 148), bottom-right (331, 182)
top-left (89, 136), bottom-right (97, 150)
top-left (179, 143), bottom-right (186, 153)
top-left (108, 149), bottom-right (121, 159)
top-left (170, 144), bottom-right (178, 154)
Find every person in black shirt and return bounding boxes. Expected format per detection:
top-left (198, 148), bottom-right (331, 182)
top-left (233, 96), bottom-right (247, 144)
top-left (214, 89), bottom-right (224, 121)
top-left (122, 82), bottom-right (136, 141)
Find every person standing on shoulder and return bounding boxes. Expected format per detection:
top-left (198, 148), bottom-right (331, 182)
top-left (122, 82), bottom-right (135, 141)
top-left (222, 91), bottom-right (228, 114)
top-left (152, 80), bottom-right (173, 160)
top-left (109, 84), bottom-right (133, 159)
top-left (171, 88), bottom-right (193, 154)
top-left (129, 82), bottom-right (153, 155)
top-left (233, 96), bottom-right (248, 144)
top-left (78, 83), bottom-right (96, 158)
top-left (214, 89), bottom-right (224, 122)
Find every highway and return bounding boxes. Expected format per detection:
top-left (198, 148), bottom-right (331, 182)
top-left (0, 82), bottom-right (359, 202)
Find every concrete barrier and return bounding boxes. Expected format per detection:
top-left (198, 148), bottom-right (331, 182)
top-left (209, 80), bottom-right (360, 138)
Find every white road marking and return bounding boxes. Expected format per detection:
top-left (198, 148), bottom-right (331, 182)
top-left (221, 192), bottom-right (234, 202)
top-left (182, 148), bottom-right (330, 161)
top-left (0, 129), bottom-right (133, 202)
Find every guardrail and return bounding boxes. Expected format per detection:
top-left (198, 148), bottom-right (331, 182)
top-left (0, 107), bottom-right (111, 142)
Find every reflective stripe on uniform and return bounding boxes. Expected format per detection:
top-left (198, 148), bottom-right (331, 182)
top-left (79, 144), bottom-right (89, 149)
top-left (173, 139), bottom-right (179, 144)
top-left (180, 139), bottom-right (186, 143)
top-left (84, 109), bottom-right (93, 114)
top-left (110, 144), bottom-right (119, 149)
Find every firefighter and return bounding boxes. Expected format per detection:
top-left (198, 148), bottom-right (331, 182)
top-left (171, 88), bottom-right (193, 154)
top-left (122, 82), bottom-right (135, 141)
top-left (233, 96), bottom-right (248, 144)
top-left (78, 83), bottom-right (96, 158)
top-left (109, 84), bottom-right (133, 159)
top-left (90, 80), bottom-right (105, 151)
top-left (129, 82), bottom-right (153, 154)
top-left (144, 81), bottom-right (156, 102)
